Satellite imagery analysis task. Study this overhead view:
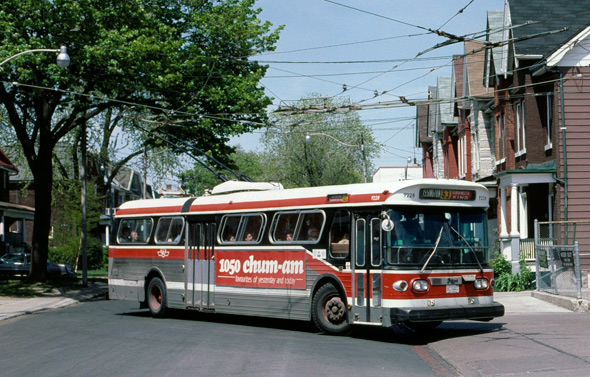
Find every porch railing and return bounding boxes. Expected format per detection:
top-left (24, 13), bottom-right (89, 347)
top-left (520, 238), bottom-right (554, 261)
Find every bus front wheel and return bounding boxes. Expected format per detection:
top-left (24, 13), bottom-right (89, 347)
top-left (147, 277), bottom-right (167, 318)
top-left (311, 283), bottom-right (350, 335)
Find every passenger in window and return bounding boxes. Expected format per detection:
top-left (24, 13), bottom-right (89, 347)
top-left (227, 235), bottom-right (236, 242)
top-left (285, 233), bottom-right (293, 241)
top-left (121, 227), bottom-right (132, 242)
top-left (338, 233), bottom-right (350, 244)
top-left (307, 227), bottom-right (319, 240)
top-left (131, 230), bottom-right (139, 242)
top-left (157, 229), bottom-right (168, 243)
top-left (245, 233), bottom-right (253, 242)
top-left (168, 233), bottom-right (181, 243)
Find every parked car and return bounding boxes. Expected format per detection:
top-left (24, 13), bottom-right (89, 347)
top-left (0, 253), bottom-right (77, 280)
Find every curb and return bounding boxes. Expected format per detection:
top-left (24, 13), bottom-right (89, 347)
top-left (531, 290), bottom-right (590, 313)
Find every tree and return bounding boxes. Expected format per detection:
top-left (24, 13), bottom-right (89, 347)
top-left (0, 0), bottom-right (281, 280)
top-left (182, 146), bottom-right (267, 195)
top-left (261, 95), bottom-right (380, 188)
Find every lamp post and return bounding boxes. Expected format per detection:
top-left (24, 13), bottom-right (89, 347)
top-left (0, 46), bottom-right (71, 281)
top-left (0, 46), bottom-right (70, 68)
top-left (305, 132), bottom-right (368, 183)
top-left (405, 156), bottom-right (411, 180)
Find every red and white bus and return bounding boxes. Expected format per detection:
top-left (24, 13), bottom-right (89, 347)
top-left (108, 179), bottom-right (504, 334)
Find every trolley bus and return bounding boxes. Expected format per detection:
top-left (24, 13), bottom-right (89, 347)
top-left (108, 179), bottom-right (504, 334)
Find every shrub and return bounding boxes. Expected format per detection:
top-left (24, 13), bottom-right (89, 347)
top-left (491, 253), bottom-right (536, 292)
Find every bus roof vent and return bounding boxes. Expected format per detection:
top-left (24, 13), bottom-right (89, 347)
top-left (210, 181), bottom-right (284, 195)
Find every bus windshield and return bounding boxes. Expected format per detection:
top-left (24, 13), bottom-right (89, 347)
top-left (383, 207), bottom-right (490, 268)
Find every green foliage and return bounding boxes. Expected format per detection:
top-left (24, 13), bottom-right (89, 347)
top-left (260, 95), bottom-right (381, 188)
top-left (490, 253), bottom-right (512, 277)
top-left (491, 253), bottom-right (536, 292)
top-left (183, 147), bottom-right (266, 195)
top-left (0, 0), bottom-right (282, 279)
top-left (49, 179), bottom-right (105, 270)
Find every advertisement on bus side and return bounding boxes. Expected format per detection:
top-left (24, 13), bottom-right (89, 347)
top-left (216, 250), bottom-right (306, 289)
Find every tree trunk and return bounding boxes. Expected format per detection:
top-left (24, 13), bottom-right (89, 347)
top-left (29, 149), bottom-right (53, 281)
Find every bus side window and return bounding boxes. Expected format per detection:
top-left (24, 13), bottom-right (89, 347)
top-left (295, 211), bottom-right (325, 242)
top-left (329, 210), bottom-right (350, 258)
top-left (118, 218), bottom-right (153, 244)
top-left (219, 214), bottom-right (265, 243)
top-left (271, 212), bottom-right (298, 242)
top-left (155, 217), bottom-right (184, 244)
top-left (241, 214), bottom-right (265, 242)
top-left (219, 215), bottom-right (241, 243)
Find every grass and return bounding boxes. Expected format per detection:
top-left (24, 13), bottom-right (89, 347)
top-left (0, 269), bottom-right (107, 297)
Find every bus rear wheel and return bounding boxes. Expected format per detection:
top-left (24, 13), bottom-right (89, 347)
top-left (147, 277), bottom-right (167, 318)
top-left (312, 283), bottom-right (350, 335)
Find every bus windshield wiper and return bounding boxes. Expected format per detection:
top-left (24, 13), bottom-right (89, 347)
top-left (449, 226), bottom-right (484, 273)
top-left (420, 225), bottom-right (444, 273)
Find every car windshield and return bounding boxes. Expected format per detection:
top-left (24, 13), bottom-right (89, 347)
top-left (383, 207), bottom-right (489, 268)
top-left (0, 253), bottom-right (28, 263)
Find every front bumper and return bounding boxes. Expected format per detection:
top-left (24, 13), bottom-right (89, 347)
top-left (389, 302), bottom-right (505, 323)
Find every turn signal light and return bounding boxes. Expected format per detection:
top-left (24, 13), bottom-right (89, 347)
top-left (393, 280), bottom-right (408, 292)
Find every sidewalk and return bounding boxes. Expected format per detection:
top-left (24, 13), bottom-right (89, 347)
top-left (0, 280), bottom-right (107, 322)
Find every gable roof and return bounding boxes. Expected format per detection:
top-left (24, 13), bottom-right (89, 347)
top-left (437, 77), bottom-right (457, 125)
top-left (509, 0), bottom-right (590, 58)
top-left (0, 148), bottom-right (18, 174)
top-left (464, 40), bottom-right (494, 99)
top-left (485, 10), bottom-right (505, 80)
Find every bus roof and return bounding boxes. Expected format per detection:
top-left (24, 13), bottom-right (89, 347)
top-left (115, 179), bottom-right (489, 217)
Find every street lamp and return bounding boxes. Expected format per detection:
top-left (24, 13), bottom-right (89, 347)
top-left (0, 46), bottom-right (71, 281)
top-left (0, 46), bottom-right (70, 68)
top-left (305, 132), bottom-right (368, 183)
top-left (405, 156), bottom-right (412, 180)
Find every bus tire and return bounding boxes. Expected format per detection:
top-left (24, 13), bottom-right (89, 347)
top-left (311, 283), bottom-right (350, 335)
top-left (147, 277), bottom-right (167, 318)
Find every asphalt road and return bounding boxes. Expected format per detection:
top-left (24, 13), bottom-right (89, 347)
top-left (0, 300), bottom-right (446, 377)
top-left (2, 293), bottom-right (589, 377)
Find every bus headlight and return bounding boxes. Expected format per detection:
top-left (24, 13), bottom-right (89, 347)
top-left (474, 278), bottom-right (489, 290)
top-left (412, 279), bottom-right (429, 292)
top-left (392, 280), bottom-right (408, 292)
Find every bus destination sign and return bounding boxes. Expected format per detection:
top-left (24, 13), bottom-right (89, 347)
top-left (419, 188), bottom-right (475, 201)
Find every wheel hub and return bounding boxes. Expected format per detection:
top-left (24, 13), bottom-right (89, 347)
top-left (325, 297), bottom-right (344, 322)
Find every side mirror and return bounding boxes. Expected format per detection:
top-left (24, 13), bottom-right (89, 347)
top-left (381, 219), bottom-right (394, 232)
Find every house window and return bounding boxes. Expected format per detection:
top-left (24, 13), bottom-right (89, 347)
top-left (545, 94), bottom-right (553, 150)
top-left (496, 114), bottom-right (506, 164)
top-left (515, 101), bottom-right (526, 157)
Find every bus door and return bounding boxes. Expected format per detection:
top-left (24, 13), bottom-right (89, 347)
top-left (186, 221), bottom-right (216, 310)
top-left (351, 213), bottom-right (382, 323)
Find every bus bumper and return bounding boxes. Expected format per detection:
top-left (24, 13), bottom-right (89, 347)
top-left (388, 302), bottom-right (505, 324)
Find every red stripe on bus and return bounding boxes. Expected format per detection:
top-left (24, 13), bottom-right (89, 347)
top-left (109, 247), bottom-right (185, 260)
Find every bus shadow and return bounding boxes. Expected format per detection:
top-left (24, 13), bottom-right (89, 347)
top-left (120, 307), bottom-right (318, 333)
top-left (120, 307), bottom-right (504, 343)
top-left (350, 321), bottom-right (505, 345)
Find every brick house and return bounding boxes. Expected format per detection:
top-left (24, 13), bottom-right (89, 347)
top-left (488, 0), bottom-right (590, 272)
top-left (416, 0), bottom-right (590, 273)
top-left (0, 148), bottom-right (34, 255)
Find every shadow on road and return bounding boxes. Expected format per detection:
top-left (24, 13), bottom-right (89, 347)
top-left (350, 321), bottom-right (505, 345)
top-left (118, 305), bottom-right (504, 343)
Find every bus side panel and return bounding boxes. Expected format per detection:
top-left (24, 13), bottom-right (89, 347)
top-left (109, 248), bottom-right (185, 309)
top-left (213, 249), bottom-right (311, 321)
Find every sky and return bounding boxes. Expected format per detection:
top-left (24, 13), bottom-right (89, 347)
top-left (231, 0), bottom-right (505, 169)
